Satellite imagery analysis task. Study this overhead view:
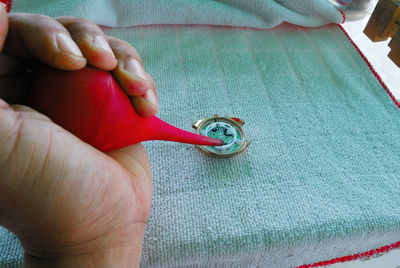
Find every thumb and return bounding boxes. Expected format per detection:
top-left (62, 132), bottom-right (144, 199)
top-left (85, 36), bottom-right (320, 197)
top-left (0, 3), bottom-right (8, 52)
top-left (106, 144), bottom-right (153, 207)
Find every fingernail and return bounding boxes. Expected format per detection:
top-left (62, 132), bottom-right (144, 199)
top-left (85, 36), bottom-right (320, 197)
top-left (93, 36), bottom-right (115, 57)
top-left (125, 59), bottom-right (147, 80)
top-left (56, 33), bottom-right (83, 57)
top-left (143, 89), bottom-right (158, 107)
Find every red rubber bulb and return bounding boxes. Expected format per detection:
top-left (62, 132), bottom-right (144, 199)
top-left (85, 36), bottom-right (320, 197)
top-left (28, 66), bottom-right (223, 152)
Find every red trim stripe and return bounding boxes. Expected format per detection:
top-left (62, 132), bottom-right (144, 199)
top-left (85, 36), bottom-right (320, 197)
top-left (298, 24), bottom-right (400, 267)
top-left (297, 240), bottom-right (400, 268)
top-left (339, 10), bottom-right (346, 24)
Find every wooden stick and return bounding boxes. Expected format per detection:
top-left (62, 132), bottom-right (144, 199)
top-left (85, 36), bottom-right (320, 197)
top-left (364, 0), bottom-right (400, 41)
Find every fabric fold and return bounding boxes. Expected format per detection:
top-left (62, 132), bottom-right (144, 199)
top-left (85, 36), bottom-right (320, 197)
top-left (12, 0), bottom-right (343, 28)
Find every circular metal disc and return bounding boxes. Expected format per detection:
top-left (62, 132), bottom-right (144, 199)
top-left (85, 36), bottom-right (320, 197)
top-left (194, 116), bottom-right (248, 158)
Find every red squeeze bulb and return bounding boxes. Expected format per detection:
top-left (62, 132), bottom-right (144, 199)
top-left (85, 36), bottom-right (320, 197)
top-left (28, 66), bottom-right (223, 152)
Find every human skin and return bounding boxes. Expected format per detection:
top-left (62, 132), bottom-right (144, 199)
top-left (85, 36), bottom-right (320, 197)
top-left (0, 6), bottom-right (155, 267)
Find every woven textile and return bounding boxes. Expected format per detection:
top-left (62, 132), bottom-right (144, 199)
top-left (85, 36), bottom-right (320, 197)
top-left (2, 1), bottom-right (400, 267)
top-left (12, 0), bottom-right (342, 28)
top-left (113, 25), bottom-right (400, 267)
top-left (0, 228), bottom-right (22, 267)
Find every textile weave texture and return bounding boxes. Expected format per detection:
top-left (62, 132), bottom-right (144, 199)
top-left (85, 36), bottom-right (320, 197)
top-left (12, 0), bottom-right (342, 28)
top-left (113, 24), bottom-right (400, 267)
top-left (1, 21), bottom-right (400, 268)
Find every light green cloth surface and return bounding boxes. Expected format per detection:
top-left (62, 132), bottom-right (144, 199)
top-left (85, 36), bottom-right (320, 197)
top-left (2, 1), bottom-right (400, 267)
top-left (12, 0), bottom-right (342, 28)
top-left (119, 25), bottom-right (400, 266)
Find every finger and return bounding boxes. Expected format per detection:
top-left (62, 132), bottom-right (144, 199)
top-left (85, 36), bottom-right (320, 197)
top-left (4, 13), bottom-right (86, 70)
top-left (107, 37), bottom-right (158, 116)
top-left (0, 97), bottom-right (9, 110)
top-left (0, 3), bottom-right (8, 52)
top-left (108, 37), bottom-right (154, 96)
top-left (130, 88), bottom-right (158, 117)
top-left (56, 17), bottom-right (117, 71)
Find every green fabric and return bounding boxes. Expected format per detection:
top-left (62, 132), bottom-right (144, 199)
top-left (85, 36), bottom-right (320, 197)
top-left (2, 1), bottom-right (400, 267)
top-left (0, 228), bottom-right (22, 267)
top-left (12, 0), bottom-right (342, 28)
top-left (119, 25), bottom-right (400, 266)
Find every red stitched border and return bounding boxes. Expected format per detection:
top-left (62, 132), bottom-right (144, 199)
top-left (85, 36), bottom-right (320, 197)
top-left (339, 10), bottom-right (346, 24)
top-left (297, 240), bottom-right (400, 268)
top-left (338, 24), bottom-right (400, 109)
top-left (297, 25), bottom-right (400, 268)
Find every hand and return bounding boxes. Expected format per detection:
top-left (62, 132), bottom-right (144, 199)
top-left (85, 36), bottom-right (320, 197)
top-left (1, 12), bottom-right (158, 117)
top-left (0, 8), bottom-right (152, 268)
